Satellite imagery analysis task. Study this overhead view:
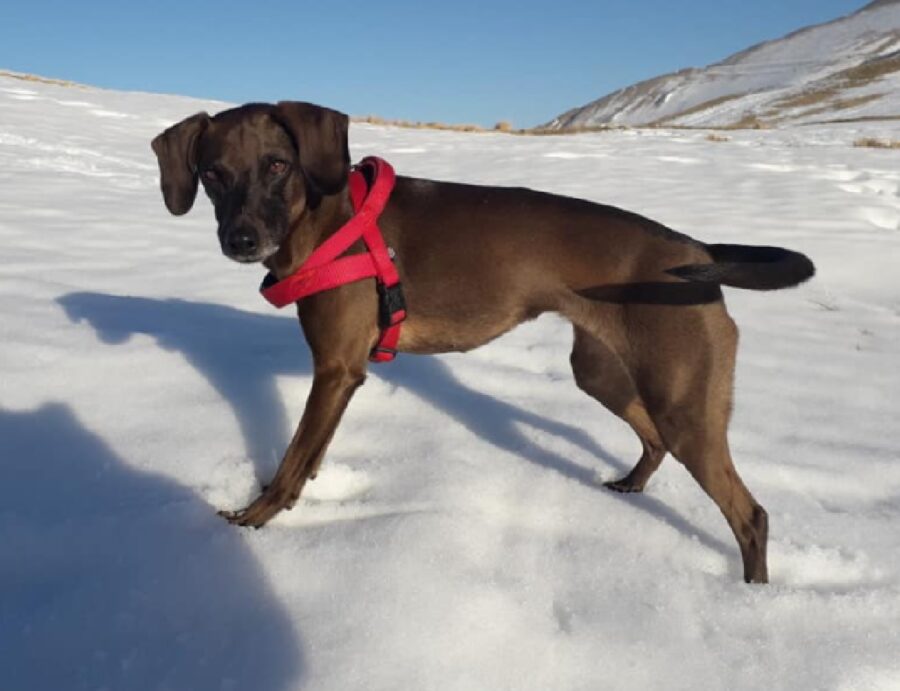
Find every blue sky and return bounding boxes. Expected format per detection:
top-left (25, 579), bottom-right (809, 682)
top-left (0, 0), bottom-right (870, 127)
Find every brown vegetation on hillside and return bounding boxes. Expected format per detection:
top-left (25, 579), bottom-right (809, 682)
top-left (353, 115), bottom-right (623, 136)
top-left (853, 137), bottom-right (900, 148)
top-left (0, 70), bottom-right (83, 88)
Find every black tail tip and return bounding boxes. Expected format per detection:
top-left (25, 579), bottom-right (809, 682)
top-left (667, 244), bottom-right (815, 291)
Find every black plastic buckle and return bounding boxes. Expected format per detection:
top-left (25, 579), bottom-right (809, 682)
top-left (377, 281), bottom-right (407, 328)
top-left (260, 271), bottom-right (278, 291)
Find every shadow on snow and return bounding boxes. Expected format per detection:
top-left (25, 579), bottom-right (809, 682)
top-left (0, 403), bottom-right (303, 690)
top-left (58, 291), bottom-right (733, 557)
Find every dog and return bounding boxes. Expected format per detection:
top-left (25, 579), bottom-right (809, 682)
top-left (152, 101), bottom-right (815, 583)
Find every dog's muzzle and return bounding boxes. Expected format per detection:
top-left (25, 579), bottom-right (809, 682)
top-left (221, 224), bottom-right (278, 263)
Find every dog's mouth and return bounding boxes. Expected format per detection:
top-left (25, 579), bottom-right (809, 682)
top-left (222, 239), bottom-right (280, 264)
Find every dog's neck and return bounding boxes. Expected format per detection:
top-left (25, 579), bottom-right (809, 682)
top-left (264, 187), bottom-right (354, 280)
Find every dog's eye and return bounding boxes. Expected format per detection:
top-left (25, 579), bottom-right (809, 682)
top-left (269, 160), bottom-right (288, 177)
top-left (201, 169), bottom-right (220, 184)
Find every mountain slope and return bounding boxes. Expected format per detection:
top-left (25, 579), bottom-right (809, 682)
top-left (547, 1), bottom-right (900, 129)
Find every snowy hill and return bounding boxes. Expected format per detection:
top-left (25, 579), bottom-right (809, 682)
top-left (2, 72), bottom-right (900, 690)
top-left (547, 0), bottom-right (900, 129)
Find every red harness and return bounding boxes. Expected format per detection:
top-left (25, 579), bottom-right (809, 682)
top-left (259, 157), bottom-right (406, 362)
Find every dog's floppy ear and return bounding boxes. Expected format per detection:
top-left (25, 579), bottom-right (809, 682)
top-left (273, 101), bottom-right (350, 195)
top-left (151, 112), bottom-right (209, 216)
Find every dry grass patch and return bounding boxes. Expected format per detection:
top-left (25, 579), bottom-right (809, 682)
top-left (769, 89), bottom-right (883, 118)
top-left (835, 53), bottom-right (900, 87)
top-left (706, 133), bottom-right (730, 142)
top-left (517, 124), bottom-right (621, 136)
top-left (353, 115), bottom-right (488, 133)
top-left (771, 87), bottom-right (840, 112)
top-left (795, 93), bottom-right (884, 120)
top-left (0, 70), bottom-right (83, 88)
top-left (353, 115), bottom-right (624, 136)
top-left (722, 115), bottom-right (771, 130)
top-left (853, 137), bottom-right (900, 149)
top-left (811, 114), bottom-right (900, 125)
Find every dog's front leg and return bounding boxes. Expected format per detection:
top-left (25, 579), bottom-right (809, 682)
top-left (221, 360), bottom-right (366, 527)
top-left (220, 298), bottom-right (371, 528)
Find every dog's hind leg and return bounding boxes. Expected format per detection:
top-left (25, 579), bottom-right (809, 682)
top-left (569, 326), bottom-right (667, 492)
top-left (656, 418), bottom-right (769, 583)
top-left (604, 401), bottom-right (666, 493)
top-left (632, 303), bottom-right (768, 583)
top-left (564, 293), bottom-right (768, 582)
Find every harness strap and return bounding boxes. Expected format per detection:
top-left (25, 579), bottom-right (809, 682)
top-left (259, 157), bottom-right (406, 362)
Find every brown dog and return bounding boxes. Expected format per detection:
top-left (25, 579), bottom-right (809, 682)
top-left (152, 101), bottom-right (814, 583)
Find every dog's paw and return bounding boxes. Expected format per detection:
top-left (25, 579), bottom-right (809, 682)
top-left (603, 478), bottom-right (646, 494)
top-left (218, 486), bottom-right (298, 528)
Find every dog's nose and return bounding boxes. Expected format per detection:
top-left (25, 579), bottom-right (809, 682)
top-left (226, 229), bottom-right (259, 256)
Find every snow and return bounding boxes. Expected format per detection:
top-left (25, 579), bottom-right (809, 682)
top-left (2, 74), bottom-right (900, 690)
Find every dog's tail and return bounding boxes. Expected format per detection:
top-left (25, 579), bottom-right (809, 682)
top-left (666, 243), bottom-right (815, 291)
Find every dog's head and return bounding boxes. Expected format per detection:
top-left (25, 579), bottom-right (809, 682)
top-left (151, 102), bottom-right (350, 263)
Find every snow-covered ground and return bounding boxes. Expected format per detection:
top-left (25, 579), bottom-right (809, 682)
top-left (1, 74), bottom-right (899, 691)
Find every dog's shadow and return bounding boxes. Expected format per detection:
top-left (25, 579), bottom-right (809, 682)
top-left (58, 292), bottom-right (732, 556)
top-left (0, 403), bottom-right (302, 690)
